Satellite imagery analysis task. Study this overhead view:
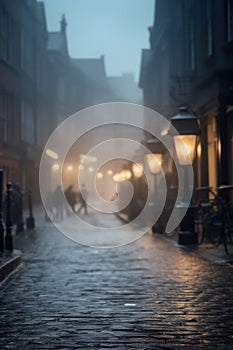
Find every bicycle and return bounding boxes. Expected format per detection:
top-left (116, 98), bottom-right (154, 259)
top-left (206, 185), bottom-right (233, 254)
top-left (194, 185), bottom-right (233, 254)
top-left (193, 186), bottom-right (217, 244)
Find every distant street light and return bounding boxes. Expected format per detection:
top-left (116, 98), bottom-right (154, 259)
top-left (45, 148), bottom-right (58, 160)
top-left (145, 139), bottom-right (164, 233)
top-left (97, 172), bottom-right (103, 179)
top-left (146, 154), bottom-right (162, 174)
top-left (67, 165), bottom-right (73, 171)
top-left (88, 167), bottom-right (94, 173)
top-left (122, 169), bottom-right (132, 180)
top-left (52, 163), bottom-right (60, 171)
top-left (113, 169), bottom-right (132, 182)
top-left (132, 162), bottom-right (144, 178)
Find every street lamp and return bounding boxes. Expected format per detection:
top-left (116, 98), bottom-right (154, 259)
top-left (145, 138), bottom-right (166, 174)
top-left (145, 139), bottom-right (165, 233)
top-left (171, 106), bottom-right (200, 245)
top-left (122, 169), bottom-right (132, 180)
top-left (132, 162), bottom-right (144, 178)
top-left (146, 154), bottom-right (162, 174)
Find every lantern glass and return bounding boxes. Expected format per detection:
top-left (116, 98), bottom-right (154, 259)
top-left (146, 154), bottom-right (162, 174)
top-left (174, 134), bottom-right (197, 165)
top-left (132, 163), bottom-right (144, 178)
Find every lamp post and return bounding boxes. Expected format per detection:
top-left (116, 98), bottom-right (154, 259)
top-left (171, 106), bottom-right (200, 245)
top-left (145, 139), bottom-right (164, 233)
top-left (129, 160), bottom-right (144, 221)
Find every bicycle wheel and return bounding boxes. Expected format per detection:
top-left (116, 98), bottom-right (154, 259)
top-left (206, 212), bottom-right (223, 246)
top-left (195, 206), bottom-right (205, 244)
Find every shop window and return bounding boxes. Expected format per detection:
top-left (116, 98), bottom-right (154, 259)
top-left (207, 116), bottom-right (217, 190)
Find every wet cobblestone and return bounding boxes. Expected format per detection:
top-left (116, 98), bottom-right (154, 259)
top-left (0, 212), bottom-right (233, 349)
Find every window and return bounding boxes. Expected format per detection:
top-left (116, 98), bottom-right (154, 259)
top-left (21, 101), bottom-right (35, 144)
top-left (0, 93), bottom-right (8, 142)
top-left (206, 0), bottom-right (213, 55)
top-left (190, 17), bottom-right (195, 71)
top-left (207, 116), bottom-right (218, 190)
top-left (21, 30), bottom-right (34, 78)
top-left (25, 0), bottom-right (33, 8)
top-left (0, 9), bottom-right (9, 61)
top-left (57, 76), bottom-right (65, 102)
top-left (0, 9), bottom-right (20, 67)
top-left (227, 0), bottom-right (233, 42)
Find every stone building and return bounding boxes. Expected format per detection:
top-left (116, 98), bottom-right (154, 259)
top-left (140, 0), bottom-right (233, 189)
top-left (0, 0), bottom-right (21, 185)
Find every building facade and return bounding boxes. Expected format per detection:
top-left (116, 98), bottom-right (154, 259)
top-left (140, 0), bottom-right (233, 191)
top-left (1, 0), bottom-right (139, 200)
top-left (0, 0), bottom-right (21, 186)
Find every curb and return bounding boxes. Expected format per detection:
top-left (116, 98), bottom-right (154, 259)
top-left (153, 232), bottom-right (233, 266)
top-left (0, 250), bottom-right (22, 285)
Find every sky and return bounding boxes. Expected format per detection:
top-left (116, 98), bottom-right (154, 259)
top-left (43, 0), bottom-right (155, 80)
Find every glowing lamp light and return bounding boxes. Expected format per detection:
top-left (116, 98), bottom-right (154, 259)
top-left (132, 163), bottom-right (144, 178)
top-left (171, 106), bottom-right (200, 166)
top-left (67, 165), bottom-right (73, 171)
top-left (174, 135), bottom-right (196, 165)
top-left (52, 163), bottom-right (60, 171)
top-left (113, 172), bottom-right (121, 182)
top-left (122, 169), bottom-right (132, 180)
top-left (146, 154), bottom-right (162, 174)
top-left (113, 170), bottom-right (131, 182)
top-left (197, 143), bottom-right (201, 158)
top-left (107, 169), bottom-right (113, 176)
top-left (97, 172), bottom-right (103, 179)
top-left (46, 148), bottom-right (58, 160)
top-left (170, 106), bottom-right (200, 246)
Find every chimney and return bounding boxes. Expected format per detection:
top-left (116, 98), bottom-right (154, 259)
top-left (60, 14), bottom-right (67, 34)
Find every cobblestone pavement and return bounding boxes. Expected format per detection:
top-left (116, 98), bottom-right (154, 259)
top-left (1, 209), bottom-right (233, 349)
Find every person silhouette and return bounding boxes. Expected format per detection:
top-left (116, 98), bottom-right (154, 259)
top-left (53, 185), bottom-right (64, 222)
top-left (77, 185), bottom-right (88, 215)
top-left (64, 185), bottom-right (78, 215)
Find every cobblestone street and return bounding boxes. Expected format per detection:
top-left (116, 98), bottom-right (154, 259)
top-left (1, 209), bottom-right (233, 349)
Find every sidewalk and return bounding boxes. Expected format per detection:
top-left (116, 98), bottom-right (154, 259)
top-left (155, 230), bottom-right (233, 266)
top-left (0, 205), bottom-right (42, 286)
top-left (117, 211), bottom-right (233, 265)
top-left (0, 250), bottom-right (22, 285)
